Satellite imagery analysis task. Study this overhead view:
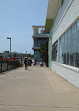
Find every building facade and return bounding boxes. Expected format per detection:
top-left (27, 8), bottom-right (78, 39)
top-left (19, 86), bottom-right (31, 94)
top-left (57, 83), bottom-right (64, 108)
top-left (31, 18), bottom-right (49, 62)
top-left (3, 51), bottom-right (9, 58)
top-left (47, 0), bottom-right (79, 88)
top-left (0, 53), bottom-right (3, 60)
top-left (32, 26), bottom-right (49, 62)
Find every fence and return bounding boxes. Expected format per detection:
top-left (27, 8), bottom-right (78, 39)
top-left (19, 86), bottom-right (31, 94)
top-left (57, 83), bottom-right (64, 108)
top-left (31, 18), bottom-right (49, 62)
top-left (0, 61), bottom-right (20, 73)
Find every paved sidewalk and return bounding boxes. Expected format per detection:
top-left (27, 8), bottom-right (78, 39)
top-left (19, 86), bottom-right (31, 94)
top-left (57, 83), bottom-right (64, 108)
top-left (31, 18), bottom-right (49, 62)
top-left (0, 66), bottom-right (79, 111)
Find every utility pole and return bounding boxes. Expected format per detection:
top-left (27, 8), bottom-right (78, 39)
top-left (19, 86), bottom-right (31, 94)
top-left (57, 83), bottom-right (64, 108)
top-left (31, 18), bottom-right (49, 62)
top-left (7, 37), bottom-right (11, 59)
top-left (26, 51), bottom-right (27, 57)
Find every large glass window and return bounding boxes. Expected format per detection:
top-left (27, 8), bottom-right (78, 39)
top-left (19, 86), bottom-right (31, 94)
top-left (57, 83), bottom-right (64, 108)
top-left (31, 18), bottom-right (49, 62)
top-left (34, 51), bottom-right (42, 62)
top-left (52, 41), bottom-right (58, 62)
top-left (53, 20), bottom-right (79, 69)
top-left (59, 36), bottom-right (64, 64)
top-left (70, 24), bottom-right (76, 66)
top-left (64, 32), bottom-right (67, 64)
top-left (75, 20), bottom-right (79, 67)
top-left (61, 0), bottom-right (65, 7)
top-left (67, 29), bottom-right (71, 65)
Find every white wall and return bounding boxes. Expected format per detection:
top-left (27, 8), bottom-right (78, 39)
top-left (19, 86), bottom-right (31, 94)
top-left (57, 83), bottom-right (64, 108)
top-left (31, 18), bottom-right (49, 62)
top-left (52, 0), bottom-right (79, 45)
top-left (51, 62), bottom-right (79, 88)
top-left (51, 0), bottom-right (79, 88)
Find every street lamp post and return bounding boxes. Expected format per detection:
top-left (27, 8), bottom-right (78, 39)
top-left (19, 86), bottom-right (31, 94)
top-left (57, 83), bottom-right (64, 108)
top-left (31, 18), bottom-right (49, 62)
top-left (7, 37), bottom-right (11, 59)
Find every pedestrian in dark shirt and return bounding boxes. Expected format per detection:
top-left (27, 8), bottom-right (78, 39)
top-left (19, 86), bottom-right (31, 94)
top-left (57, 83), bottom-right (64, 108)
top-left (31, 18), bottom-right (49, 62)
top-left (24, 57), bottom-right (28, 70)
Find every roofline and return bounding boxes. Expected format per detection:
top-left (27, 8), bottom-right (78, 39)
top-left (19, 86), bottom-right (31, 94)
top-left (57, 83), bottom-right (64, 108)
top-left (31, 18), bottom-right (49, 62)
top-left (32, 47), bottom-right (40, 50)
top-left (46, 0), bottom-right (61, 19)
top-left (32, 36), bottom-right (49, 39)
top-left (32, 25), bottom-right (45, 28)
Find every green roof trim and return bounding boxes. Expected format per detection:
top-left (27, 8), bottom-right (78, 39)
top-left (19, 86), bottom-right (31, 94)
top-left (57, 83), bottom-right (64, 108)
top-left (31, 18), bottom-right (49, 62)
top-left (45, 19), bottom-right (54, 32)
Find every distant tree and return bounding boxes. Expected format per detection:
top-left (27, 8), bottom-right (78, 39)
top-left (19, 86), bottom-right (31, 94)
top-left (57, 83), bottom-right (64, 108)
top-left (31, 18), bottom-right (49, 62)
top-left (30, 54), bottom-right (34, 58)
top-left (39, 40), bottom-right (48, 67)
top-left (27, 54), bottom-right (34, 58)
top-left (0, 56), bottom-right (3, 61)
top-left (14, 53), bottom-right (17, 57)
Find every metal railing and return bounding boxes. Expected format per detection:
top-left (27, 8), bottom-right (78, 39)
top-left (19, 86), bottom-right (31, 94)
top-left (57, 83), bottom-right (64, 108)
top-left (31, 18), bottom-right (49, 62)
top-left (32, 33), bottom-right (49, 38)
top-left (33, 44), bottom-right (39, 47)
top-left (0, 61), bottom-right (20, 73)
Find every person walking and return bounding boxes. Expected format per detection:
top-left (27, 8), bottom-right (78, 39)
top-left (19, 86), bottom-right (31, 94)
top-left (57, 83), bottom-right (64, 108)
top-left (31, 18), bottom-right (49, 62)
top-left (24, 57), bottom-right (28, 70)
top-left (34, 59), bottom-right (37, 66)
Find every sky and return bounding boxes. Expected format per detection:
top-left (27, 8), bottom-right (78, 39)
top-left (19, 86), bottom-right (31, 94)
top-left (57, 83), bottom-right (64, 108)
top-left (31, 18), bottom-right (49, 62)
top-left (0, 0), bottom-right (48, 54)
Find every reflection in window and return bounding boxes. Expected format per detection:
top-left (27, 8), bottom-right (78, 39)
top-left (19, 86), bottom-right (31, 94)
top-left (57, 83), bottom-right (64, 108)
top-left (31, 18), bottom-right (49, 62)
top-left (70, 24), bottom-right (76, 66)
top-left (59, 36), bottom-right (64, 64)
top-left (64, 32), bottom-right (67, 64)
top-left (61, 0), bottom-right (65, 7)
top-left (52, 41), bottom-right (58, 62)
top-left (75, 20), bottom-right (79, 67)
top-left (67, 29), bottom-right (71, 65)
top-left (53, 20), bottom-right (79, 69)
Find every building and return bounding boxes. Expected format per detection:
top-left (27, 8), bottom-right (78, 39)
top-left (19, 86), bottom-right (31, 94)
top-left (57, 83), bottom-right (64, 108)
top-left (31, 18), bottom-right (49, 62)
top-left (47, 0), bottom-right (79, 88)
top-left (3, 51), bottom-right (9, 58)
top-left (32, 25), bottom-right (49, 62)
top-left (0, 53), bottom-right (3, 60)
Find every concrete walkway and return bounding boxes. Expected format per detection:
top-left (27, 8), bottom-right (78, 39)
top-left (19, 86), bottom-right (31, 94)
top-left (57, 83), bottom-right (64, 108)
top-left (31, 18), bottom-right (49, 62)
top-left (0, 66), bottom-right (79, 111)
